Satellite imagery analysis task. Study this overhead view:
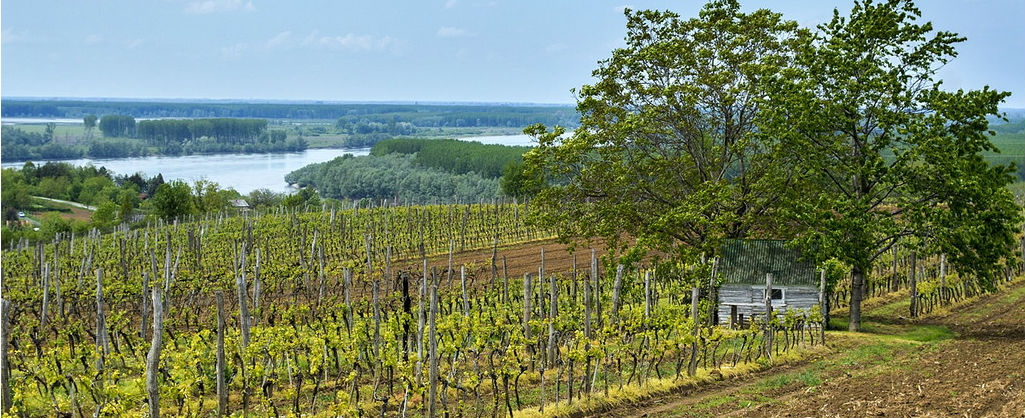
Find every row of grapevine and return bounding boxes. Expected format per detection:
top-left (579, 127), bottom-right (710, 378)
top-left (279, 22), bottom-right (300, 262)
top-left (0, 202), bottom-right (826, 418)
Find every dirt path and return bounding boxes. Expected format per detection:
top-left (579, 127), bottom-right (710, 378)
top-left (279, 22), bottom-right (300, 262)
top-left (33, 195), bottom-right (96, 211)
top-left (590, 279), bottom-right (1025, 418)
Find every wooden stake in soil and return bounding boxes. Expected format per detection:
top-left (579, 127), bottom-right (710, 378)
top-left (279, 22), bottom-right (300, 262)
top-left (1, 299), bottom-right (11, 414)
top-left (427, 283), bottom-right (440, 418)
top-left (95, 268), bottom-right (110, 357)
top-left (764, 273), bottom-right (774, 362)
top-left (819, 269), bottom-right (827, 343)
top-left (146, 287), bottom-right (165, 418)
top-left (522, 273), bottom-right (532, 339)
top-left (909, 252), bottom-right (918, 317)
top-left (547, 273), bottom-right (558, 366)
top-left (216, 292), bottom-right (228, 417)
top-left (687, 287), bottom-right (699, 376)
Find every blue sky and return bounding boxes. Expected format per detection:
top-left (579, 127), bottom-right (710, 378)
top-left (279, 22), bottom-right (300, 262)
top-left (3, 0), bottom-right (1023, 106)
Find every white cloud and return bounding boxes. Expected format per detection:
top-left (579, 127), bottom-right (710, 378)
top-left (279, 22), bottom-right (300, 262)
top-left (317, 33), bottom-right (398, 52)
top-left (221, 42), bottom-right (249, 58)
top-left (437, 26), bottom-right (471, 38)
top-left (444, 0), bottom-right (458, 8)
top-left (614, 4), bottom-right (635, 14)
top-left (185, 0), bottom-right (255, 14)
top-left (2, 28), bottom-right (27, 44)
top-left (226, 30), bottom-right (401, 58)
top-left (84, 34), bottom-right (104, 45)
top-left (126, 39), bottom-right (146, 49)
top-left (265, 30), bottom-right (292, 48)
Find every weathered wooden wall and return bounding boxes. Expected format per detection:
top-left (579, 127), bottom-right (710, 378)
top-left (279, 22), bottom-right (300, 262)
top-left (717, 284), bottom-right (818, 324)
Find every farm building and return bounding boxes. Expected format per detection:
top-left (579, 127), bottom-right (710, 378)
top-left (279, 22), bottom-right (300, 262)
top-left (716, 239), bottom-right (822, 326)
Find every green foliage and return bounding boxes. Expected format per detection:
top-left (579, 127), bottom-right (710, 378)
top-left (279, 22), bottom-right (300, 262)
top-left (762, 0), bottom-right (1023, 328)
top-left (91, 201), bottom-right (117, 229)
top-left (246, 188), bottom-right (285, 208)
top-left (499, 160), bottom-right (544, 198)
top-left (286, 153), bottom-right (501, 203)
top-left (282, 187), bottom-right (320, 208)
top-left (191, 179), bottom-right (241, 213)
top-left (39, 212), bottom-right (73, 237)
top-left (1, 126), bottom-right (85, 161)
top-left (87, 138), bottom-right (149, 158)
top-left (372, 138), bottom-right (531, 178)
top-left (137, 118), bottom-right (266, 143)
top-left (98, 114), bottom-right (136, 137)
top-left (152, 180), bottom-right (195, 221)
top-left (1, 168), bottom-right (33, 210)
top-left (524, 0), bottom-right (806, 262)
top-left (118, 192), bottom-right (134, 222)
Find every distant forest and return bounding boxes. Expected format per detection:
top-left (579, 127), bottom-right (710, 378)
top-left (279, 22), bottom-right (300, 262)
top-left (286, 138), bottom-right (536, 202)
top-left (1, 99), bottom-right (580, 127)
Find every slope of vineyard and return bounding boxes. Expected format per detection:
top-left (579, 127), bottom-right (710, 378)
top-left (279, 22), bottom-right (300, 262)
top-left (1, 201), bottom-right (827, 418)
top-left (585, 277), bottom-right (1025, 418)
top-left (1, 202), bottom-right (1018, 417)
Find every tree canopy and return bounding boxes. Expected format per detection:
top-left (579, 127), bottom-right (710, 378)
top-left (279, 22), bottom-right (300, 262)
top-left (523, 0), bottom-right (1021, 332)
top-left (524, 0), bottom-right (806, 263)
top-left (763, 0), bottom-right (1022, 330)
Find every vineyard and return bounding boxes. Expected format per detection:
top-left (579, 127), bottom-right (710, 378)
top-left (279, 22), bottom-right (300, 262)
top-left (1, 201), bottom-right (1021, 418)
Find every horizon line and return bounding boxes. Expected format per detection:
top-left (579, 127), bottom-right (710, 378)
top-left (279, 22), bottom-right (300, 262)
top-left (1, 96), bottom-right (578, 107)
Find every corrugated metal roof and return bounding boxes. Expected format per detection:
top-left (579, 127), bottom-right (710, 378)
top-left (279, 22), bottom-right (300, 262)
top-left (719, 239), bottom-right (818, 287)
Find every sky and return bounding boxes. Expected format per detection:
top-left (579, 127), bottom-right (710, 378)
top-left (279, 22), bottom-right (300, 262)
top-left (2, 0), bottom-right (1023, 106)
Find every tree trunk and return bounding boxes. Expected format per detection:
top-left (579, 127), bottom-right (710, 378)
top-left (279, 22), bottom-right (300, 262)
top-left (848, 265), bottom-right (866, 331)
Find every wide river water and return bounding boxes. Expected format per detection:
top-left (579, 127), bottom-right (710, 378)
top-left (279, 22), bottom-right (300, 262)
top-left (1, 134), bottom-right (535, 194)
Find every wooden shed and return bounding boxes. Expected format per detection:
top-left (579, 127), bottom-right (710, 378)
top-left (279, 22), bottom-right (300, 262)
top-left (716, 239), bottom-right (820, 326)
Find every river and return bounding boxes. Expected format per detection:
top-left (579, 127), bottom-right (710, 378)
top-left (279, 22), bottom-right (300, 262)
top-left (1, 134), bottom-right (534, 194)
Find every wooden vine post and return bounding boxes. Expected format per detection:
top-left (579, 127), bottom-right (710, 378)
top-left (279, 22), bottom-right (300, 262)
top-left (547, 273), bottom-right (558, 366)
top-left (95, 268), bottom-right (110, 359)
top-left (939, 254), bottom-right (947, 303)
top-left (427, 283), bottom-right (439, 418)
top-left (146, 287), bottom-right (165, 418)
top-left (909, 252), bottom-right (918, 317)
top-left (522, 273), bottom-right (532, 339)
top-left (2, 298), bottom-right (10, 415)
top-left (216, 292), bottom-right (228, 417)
top-left (235, 244), bottom-right (251, 347)
top-left (764, 273), bottom-right (774, 362)
top-left (819, 269), bottom-right (827, 343)
top-left (707, 257), bottom-right (719, 326)
top-left (686, 286), bottom-right (700, 376)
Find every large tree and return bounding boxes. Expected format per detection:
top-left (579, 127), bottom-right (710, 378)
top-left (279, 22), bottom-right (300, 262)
top-left (765, 0), bottom-right (1021, 330)
top-left (151, 180), bottom-right (195, 221)
top-left (524, 0), bottom-right (807, 263)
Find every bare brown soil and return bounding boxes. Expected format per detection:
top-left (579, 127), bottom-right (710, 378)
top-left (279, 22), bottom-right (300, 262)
top-left (589, 279), bottom-right (1025, 418)
top-left (388, 238), bottom-right (609, 284)
top-left (29, 206), bottom-right (93, 223)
